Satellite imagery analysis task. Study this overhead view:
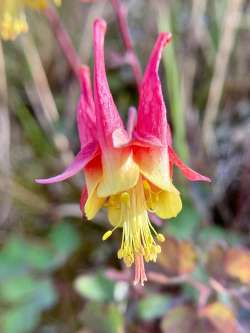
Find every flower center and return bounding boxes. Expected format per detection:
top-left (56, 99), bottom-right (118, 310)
top-left (102, 176), bottom-right (165, 281)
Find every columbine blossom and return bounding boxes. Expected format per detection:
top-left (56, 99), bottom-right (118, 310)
top-left (36, 19), bottom-right (210, 285)
top-left (0, 0), bottom-right (61, 40)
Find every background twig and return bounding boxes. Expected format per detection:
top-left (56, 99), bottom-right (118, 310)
top-left (0, 41), bottom-right (11, 224)
top-left (202, 0), bottom-right (244, 153)
top-left (44, 7), bottom-right (81, 80)
top-left (111, 0), bottom-right (142, 90)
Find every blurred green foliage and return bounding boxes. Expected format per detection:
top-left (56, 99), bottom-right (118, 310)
top-left (0, 223), bottom-right (80, 333)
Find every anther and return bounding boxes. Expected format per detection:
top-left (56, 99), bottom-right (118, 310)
top-left (102, 230), bottom-right (112, 241)
top-left (155, 245), bottom-right (161, 253)
top-left (117, 249), bottom-right (123, 259)
top-left (157, 233), bottom-right (165, 242)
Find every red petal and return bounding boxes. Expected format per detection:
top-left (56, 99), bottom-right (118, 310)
top-left (169, 160), bottom-right (174, 179)
top-left (167, 123), bottom-right (173, 146)
top-left (93, 19), bottom-right (128, 149)
top-left (134, 32), bottom-right (172, 146)
top-left (77, 66), bottom-right (96, 147)
top-left (80, 185), bottom-right (88, 211)
top-left (168, 146), bottom-right (211, 182)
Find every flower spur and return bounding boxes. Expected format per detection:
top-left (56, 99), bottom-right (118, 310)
top-left (36, 19), bottom-right (210, 285)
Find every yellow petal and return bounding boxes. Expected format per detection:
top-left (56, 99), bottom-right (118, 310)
top-left (153, 184), bottom-right (182, 219)
top-left (134, 146), bottom-right (172, 191)
top-left (85, 187), bottom-right (105, 220)
top-left (97, 148), bottom-right (139, 197)
top-left (84, 155), bottom-right (105, 219)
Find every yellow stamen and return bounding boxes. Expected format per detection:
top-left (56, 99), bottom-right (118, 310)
top-left (143, 179), bottom-right (154, 210)
top-left (102, 230), bottom-right (113, 241)
top-left (157, 233), bottom-right (165, 242)
top-left (107, 177), bottom-right (163, 267)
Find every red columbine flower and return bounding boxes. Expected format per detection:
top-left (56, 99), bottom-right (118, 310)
top-left (36, 19), bottom-right (210, 285)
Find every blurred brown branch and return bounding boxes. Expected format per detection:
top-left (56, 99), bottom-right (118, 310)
top-left (44, 7), bottom-right (81, 80)
top-left (182, 0), bottom-right (208, 114)
top-left (111, 0), bottom-right (142, 90)
top-left (202, 0), bottom-right (244, 153)
top-left (0, 177), bottom-right (49, 213)
top-left (20, 33), bottom-right (74, 167)
top-left (0, 41), bottom-right (11, 224)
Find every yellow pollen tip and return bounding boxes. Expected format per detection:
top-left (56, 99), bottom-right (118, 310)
top-left (155, 245), bottom-right (162, 253)
top-left (102, 230), bottom-right (112, 241)
top-left (157, 233), bottom-right (165, 242)
top-left (120, 192), bottom-right (130, 206)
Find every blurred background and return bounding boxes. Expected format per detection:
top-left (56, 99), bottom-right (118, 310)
top-left (0, 0), bottom-right (250, 332)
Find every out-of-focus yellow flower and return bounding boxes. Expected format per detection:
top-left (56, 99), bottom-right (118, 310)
top-left (0, 0), bottom-right (61, 40)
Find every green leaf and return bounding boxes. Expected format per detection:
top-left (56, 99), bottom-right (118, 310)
top-left (198, 226), bottom-right (242, 247)
top-left (0, 252), bottom-right (27, 281)
top-left (1, 303), bottom-right (40, 333)
top-left (137, 294), bottom-right (171, 320)
top-left (192, 265), bottom-right (209, 284)
top-left (0, 275), bottom-right (38, 303)
top-left (1, 236), bottom-right (29, 263)
top-left (74, 272), bottom-right (115, 302)
top-left (15, 106), bottom-right (54, 158)
top-left (161, 305), bottom-right (196, 333)
top-left (82, 302), bottom-right (124, 333)
top-left (30, 278), bottom-right (58, 310)
top-left (49, 222), bottom-right (81, 261)
top-left (0, 236), bottom-right (55, 274)
top-left (0, 275), bottom-right (57, 310)
top-left (165, 203), bottom-right (200, 240)
top-left (182, 284), bottom-right (200, 303)
top-left (25, 243), bottom-right (56, 271)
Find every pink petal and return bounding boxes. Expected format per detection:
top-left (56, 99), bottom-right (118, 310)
top-left (35, 142), bottom-right (99, 184)
top-left (168, 146), bottom-right (211, 182)
top-left (134, 32), bottom-right (172, 147)
top-left (77, 66), bottom-right (96, 147)
top-left (112, 107), bottom-right (137, 148)
top-left (93, 19), bottom-right (129, 149)
top-left (127, 106), bottom-right (137, 139)
top-left (133, 133), bottom-right (163, 148)
top-left (112, 128), bottom-right (130, 148)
